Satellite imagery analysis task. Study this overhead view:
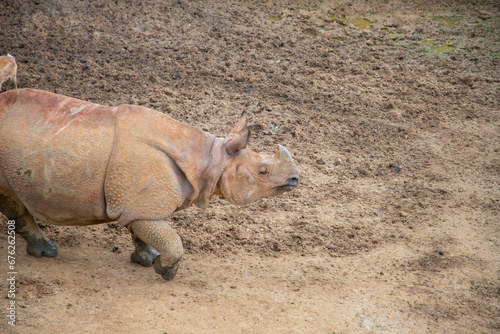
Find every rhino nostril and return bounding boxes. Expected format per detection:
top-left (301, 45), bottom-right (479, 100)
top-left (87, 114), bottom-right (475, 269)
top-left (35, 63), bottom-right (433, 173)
top-left (287, 177), bottom-right (299, 187)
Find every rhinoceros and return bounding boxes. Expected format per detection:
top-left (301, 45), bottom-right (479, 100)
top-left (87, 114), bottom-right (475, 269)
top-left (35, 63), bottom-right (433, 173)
top-left (0, 89), bottom-right (299, 280)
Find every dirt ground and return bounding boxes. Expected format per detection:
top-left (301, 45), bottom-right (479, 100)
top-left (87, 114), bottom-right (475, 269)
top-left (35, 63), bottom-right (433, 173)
top-left (0, 0), bottom-right (499, 333)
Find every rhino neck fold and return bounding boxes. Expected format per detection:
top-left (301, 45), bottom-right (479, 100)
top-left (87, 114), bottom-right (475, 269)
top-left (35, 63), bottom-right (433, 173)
top-left (191, 136), bottom-right (226, 209)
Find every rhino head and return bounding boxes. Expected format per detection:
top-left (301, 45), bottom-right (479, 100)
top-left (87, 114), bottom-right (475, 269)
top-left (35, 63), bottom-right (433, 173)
top-left (215, 111), bottom-right (300, 205)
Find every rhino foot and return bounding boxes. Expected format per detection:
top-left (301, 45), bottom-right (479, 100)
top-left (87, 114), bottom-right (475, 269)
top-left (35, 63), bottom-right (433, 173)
top-left (153, 255), bottom-right (182, 281)
top-left (12, 214), bottom-right (58, 258)
top-left (128, 220), bottom-right (184, 280)
top-left (131, 237), bottom-right (160, 267)
top-left (26, 238), bottom-right (58, 258)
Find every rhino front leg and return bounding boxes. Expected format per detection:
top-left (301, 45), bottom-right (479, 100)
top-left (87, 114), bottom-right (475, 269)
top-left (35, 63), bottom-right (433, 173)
top-left (130, 234), bottom-right (160, 267)
top-left (0, 195), bottom-right (58, 258)
top-left (128, 220), bottom-right (183, 280)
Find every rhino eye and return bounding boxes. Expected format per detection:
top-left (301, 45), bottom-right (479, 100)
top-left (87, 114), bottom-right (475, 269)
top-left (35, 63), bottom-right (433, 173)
top-left (259, 171), bottom-right (268, 176)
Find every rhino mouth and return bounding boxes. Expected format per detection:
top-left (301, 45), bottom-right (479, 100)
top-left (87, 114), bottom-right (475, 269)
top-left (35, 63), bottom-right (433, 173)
top-left (275, 185), bottom-right (294, 193)
top-left (274, 177), bottom-right (299, 193)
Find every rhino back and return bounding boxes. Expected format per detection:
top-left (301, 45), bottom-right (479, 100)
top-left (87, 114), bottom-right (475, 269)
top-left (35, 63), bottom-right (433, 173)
top-left (0, 89), bottom-right (116, 225)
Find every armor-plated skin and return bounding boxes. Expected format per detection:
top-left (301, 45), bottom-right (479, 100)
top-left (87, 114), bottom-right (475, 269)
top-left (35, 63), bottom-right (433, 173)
top-left (0, 89), bottom-right (299, 280)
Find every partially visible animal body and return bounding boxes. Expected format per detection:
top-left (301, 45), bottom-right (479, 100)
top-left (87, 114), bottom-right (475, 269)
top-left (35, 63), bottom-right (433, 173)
top-left (0, 89), bottom-right (299, 280)
top-left (0, 54), bottom-right (17, 92)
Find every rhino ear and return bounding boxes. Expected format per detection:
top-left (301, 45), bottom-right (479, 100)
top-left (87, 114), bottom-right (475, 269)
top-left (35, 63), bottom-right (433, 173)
top-left (225, 110), bottom-right (251, 155)
top-left (225, 127), bottom-right (251, 155)
top-left (230, 109), bottom-right (248, 134)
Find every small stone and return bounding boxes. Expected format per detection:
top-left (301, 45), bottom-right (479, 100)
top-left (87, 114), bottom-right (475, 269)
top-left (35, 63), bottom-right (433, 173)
top-left (298, 9), bottom-right (311, 19)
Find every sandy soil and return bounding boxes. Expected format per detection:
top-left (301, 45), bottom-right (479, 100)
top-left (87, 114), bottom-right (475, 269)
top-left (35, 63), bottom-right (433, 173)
top-left (0, 0), bottom-right (499, 333)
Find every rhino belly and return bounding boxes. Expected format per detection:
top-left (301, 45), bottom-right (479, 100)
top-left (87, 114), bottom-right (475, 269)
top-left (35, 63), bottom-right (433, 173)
top-left (0, 90), bottom-right (116, 226)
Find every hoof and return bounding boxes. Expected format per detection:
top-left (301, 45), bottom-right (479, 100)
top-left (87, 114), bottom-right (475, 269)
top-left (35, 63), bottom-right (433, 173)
top-left (131, 237), bottom-right (160, 267)
top-left (153, 255), bottom-right (182, 281)
top-left (131, 246), bottom-right (160, 267)
top-left (27, 239), bottom-right (58, 258)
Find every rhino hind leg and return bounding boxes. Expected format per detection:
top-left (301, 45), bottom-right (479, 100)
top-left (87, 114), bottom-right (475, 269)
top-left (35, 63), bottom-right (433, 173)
top-left (0, 194), bottom-right (58, 258)
top-left (16, 214), bottom-right (58, 258)
top-left (128, 220), bottom-right (183, 280)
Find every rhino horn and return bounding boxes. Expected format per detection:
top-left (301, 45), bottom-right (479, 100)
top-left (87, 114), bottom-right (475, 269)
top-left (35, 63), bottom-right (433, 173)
top-left (276, 144), bottom-right (292, 159)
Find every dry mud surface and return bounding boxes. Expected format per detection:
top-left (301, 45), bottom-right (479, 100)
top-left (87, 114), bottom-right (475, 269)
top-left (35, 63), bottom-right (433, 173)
top-left (0, 0), bottom-right (499, 333)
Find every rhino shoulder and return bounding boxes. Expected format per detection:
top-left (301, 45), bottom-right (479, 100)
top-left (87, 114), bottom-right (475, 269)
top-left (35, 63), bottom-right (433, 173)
top-left (105, 104), bottom-right (214, 225)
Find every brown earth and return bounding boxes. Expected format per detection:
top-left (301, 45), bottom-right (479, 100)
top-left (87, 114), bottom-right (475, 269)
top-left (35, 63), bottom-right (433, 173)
top-left (0, 0), bottom-right (499, 333)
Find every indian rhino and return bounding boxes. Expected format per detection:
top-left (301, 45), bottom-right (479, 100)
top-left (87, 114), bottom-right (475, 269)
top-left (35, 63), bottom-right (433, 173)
top-left (0, 89), bottom-right (299, 280)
